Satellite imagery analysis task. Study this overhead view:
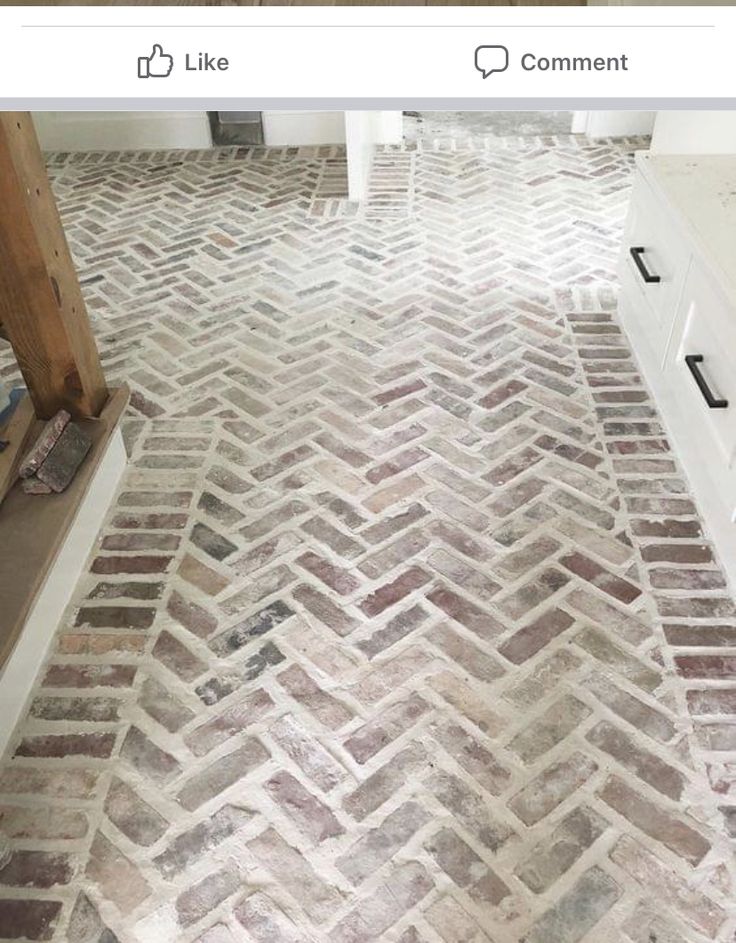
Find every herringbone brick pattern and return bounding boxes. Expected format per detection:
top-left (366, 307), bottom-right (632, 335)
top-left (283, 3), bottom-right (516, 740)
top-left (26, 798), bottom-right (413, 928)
top-left (0, 130), bottom-right (734, 943)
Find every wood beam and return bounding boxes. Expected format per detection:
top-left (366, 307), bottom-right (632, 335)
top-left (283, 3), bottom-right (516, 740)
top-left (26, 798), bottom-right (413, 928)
top-left (0, 113), bottom-right (108, 420)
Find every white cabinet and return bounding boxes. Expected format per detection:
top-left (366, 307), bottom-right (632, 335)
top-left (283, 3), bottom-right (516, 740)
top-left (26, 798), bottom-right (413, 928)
top-left (617, 153), bottom-right (736, 586)
top-left (619, 173), bottom-right (690, 361)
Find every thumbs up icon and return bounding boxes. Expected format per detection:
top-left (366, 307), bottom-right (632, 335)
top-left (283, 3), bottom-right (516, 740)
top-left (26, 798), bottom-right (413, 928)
top-left (138, 44), bottom-right (174, 78)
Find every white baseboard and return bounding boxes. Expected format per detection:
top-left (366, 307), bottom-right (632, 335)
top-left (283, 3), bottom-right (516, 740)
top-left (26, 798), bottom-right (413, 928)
top-left (0, 429), bottom-right (127, 759)
top-left (32, 112), bottom-right (213, 151)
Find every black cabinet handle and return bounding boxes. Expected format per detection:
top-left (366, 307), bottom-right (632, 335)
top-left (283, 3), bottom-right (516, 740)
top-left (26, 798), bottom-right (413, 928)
top-left (685, 354), bottom-right (728, 409)
top-left (629, 246), bottom-right (661, 284)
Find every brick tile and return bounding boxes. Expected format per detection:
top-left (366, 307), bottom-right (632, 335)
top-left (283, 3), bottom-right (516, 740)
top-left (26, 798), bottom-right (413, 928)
top-left (357, 603), bottom-right (429, 658)
top-left (509, 752), bottom-right (598, 825)
top-left (337, 801), bottom-right (429, 884)
top-left (524, 867), bottom-right (620, 943)
top-left (432, 721), bottom-right (510, 795)
top-left (584, 674), bottom-right (675, 743)
top-left (210, 600), bottom-right (295, 656)
top-left (508, 694), bottom-right (591, 763)
top-left (29, 695), bottom-right (120, 724)
top-left (154, 805), bottom-right (252, 880)
top-left (249, 828), bottom-right (342, 922)
top-left (85, 832), bottom-right (151, 913)
top-left (0, 900), bottom-right (62, 942)
top-left (139, 676), bottom-right (195, 736)
top-left (560, 551), bottom-right (641, 604)
top-left (345, 695), bottom-right (429, 765)
top-left (15, 733), bottom-right (116, 759)
top-left (598, 775), bottom-right (709, 865)
top-left (120, 726), bottom-right (181, 785)
top-left (153, 630), bottom-right (207, 682)
top-left (296, 551), bottom-right (360, 595)
top-left (178, 739), bottom-right (270, 811)
top-left (166, 590), bottom-right (218, 639)
top-left (427, 623), bottom-right (505, 683)
top-left (586, 721), bottom-right (685, 800)
top-left (185, 689), bottom-right (274, 756)
top-left (75, 606), bottom-right (156, 629)
top-left (92, 554), bottom-right (173, 575)
top-left (610, 835), bottom-right (725, 937)
top-left (0, 851), bottom-right (72, 889)
top-left (425, 895), bottom-right (491, 943)
top-left (177, 865), bottom-right (241, 928)
top-left (426, 586), bottom-right (505, 639)
top-left (498, 608), bottom-right (574, 664)
top-left (235, 892), bottom-right (302, 942)
top-left (328, 861), bottom-right (433, 943)
top-left (292, 584), bottom-right (358, 637)
top-left (265, 770), bottom-right (344, 844)
top-left (516, 806), bottom-right (607, 893)
top-left (42, 664), bottom-right (137, 689)
top-left (360, 566), bottom-right (431, 617)
top-left (675, 655), bottom-right (736, 679)
top-left (278, 664), bottom-right (353, 729)
top-left (104, 777), bottom-right (168, 846)
top-left (342, 742), bottom-right (426, 821)
top-left (271, 714), bottom-right (348, 791)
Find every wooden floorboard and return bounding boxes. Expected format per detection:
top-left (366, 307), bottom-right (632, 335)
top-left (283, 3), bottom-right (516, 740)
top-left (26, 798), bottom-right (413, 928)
top-left (0, 386), bottom-right (129, 671)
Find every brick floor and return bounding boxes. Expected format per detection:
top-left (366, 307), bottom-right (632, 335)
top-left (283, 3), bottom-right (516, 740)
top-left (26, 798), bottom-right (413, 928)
top-left (0, 129), bottom-right (734, 943)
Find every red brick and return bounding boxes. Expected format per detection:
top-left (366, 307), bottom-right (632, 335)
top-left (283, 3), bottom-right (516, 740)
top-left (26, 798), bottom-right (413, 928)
top-left (42, 664), bottom-right (137, 689)
top-left (641, 544), bottom-right (713, 564)
top-left (91, 554), bottom-right (173, 575)
top-left (478, 379), bottom-right (527, 409)
top-left (296, 551), bottom-right (360, 596)
top-left (426, 586), bottom-right (505, 639)
top-left (344, 694), bottom-right (429, 764)
top-left (509, 752), bottom-right (598, 825)
top-left (586, 721), bottom-right (684, 800)
top-left (74, 606), bottom-right (155, 629)
top-left (560, 551), bottom-right (640, 604)
top-left (0, 899), bottom-right (62, 941)
top-left (15, 733), bottom-right (116, 759)
top-left (0, 851), bottom-right (73, 889)
top-left (676, 655), bottom-right (736, 679)
top-left (599, 775), bottom-right (710, 865)
top-left (499, 608), bottom-right (574, 664)
top-left (360, 566), bottom-right (431, 617)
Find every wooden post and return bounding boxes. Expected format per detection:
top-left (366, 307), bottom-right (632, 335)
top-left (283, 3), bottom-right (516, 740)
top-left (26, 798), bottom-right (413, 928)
top-left (0, 113), bottom-right (108, 420)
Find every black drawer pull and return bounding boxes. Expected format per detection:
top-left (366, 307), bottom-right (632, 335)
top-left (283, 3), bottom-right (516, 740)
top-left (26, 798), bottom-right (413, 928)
top-left (685, 354), bottom-right (728, 409)
top-left (629, 246), bottom-right (661, 284)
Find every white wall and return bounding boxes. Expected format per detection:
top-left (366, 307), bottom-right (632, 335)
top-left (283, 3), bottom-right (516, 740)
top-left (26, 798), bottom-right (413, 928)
top-left (262, 111), bottom-right (346, 146)
top-left (651, 111), bottom-right (736, 154)
top-left (33, 110), bottom-right (404, 153)
top-left (572, 111), bottom-right (656, 138)
top-left (33, 112), bottom-right (212, 151)
top-left (262, 110), bottom-right (403, 149)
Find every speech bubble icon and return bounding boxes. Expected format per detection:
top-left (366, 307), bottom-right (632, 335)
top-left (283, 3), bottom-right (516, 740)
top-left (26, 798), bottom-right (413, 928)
top-left (475, 45), bottom-right (509, 78)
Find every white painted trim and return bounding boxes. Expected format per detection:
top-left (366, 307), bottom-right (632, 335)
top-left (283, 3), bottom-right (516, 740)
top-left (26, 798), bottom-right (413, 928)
top-left (32, 112), bottom-right (213, 151)
top-left (262, 111), bottom-right (346, 146)
top-left (0, 429), bottom-right (127, 758)
top-left (345, 111), bottom-right (404, 202)
top-left (570, 111), bottom-right (588, 134)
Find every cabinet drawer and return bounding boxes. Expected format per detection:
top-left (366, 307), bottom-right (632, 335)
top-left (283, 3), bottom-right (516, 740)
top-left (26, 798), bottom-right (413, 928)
top-left (620, 175), bottom-right (689, 356)
top-left (669, 264), bottom-right (736, 467)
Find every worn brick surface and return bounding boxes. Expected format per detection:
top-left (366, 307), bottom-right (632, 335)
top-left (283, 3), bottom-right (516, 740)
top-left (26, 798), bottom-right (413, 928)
top-left (0, 128), bottom-right (733, 942)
